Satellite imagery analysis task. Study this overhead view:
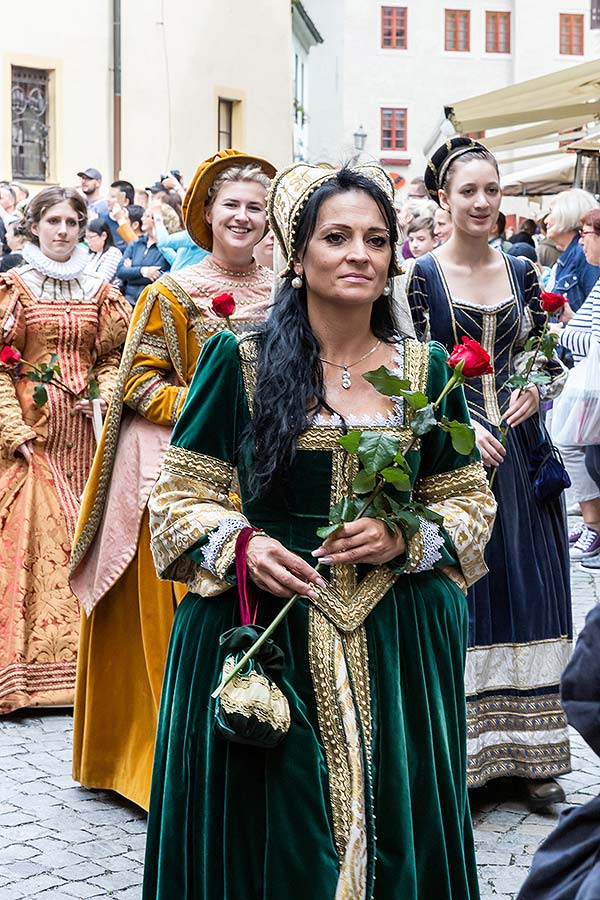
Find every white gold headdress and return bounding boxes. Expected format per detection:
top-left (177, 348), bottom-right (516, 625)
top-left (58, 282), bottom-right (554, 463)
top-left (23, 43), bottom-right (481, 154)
top-left (267, 162), bottom-right (398, 276)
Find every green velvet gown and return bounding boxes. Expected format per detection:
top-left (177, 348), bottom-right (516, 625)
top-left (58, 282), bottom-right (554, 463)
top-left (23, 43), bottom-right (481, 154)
top-left (143, 330), bottom-right (496, 900)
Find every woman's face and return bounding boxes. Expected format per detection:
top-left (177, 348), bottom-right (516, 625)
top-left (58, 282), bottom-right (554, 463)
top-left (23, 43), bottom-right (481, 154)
top-left (297, 189), bottom-right (392, 309)
top-left (434, 207), bottom-right (453, 244)
top-left (6, 224), bottom-right (23, 252)
top-left (579, 225), bottom-right (600, 266)
top-left (439, 159), bottom-right (501, 238)
top-left (85, 229), bottom-right (106, 254)
top-left (545, 206), bottom-right (573, 242)
top-left (205, 181), bottom-right (267, 257)
top-left (253, 228), bottom-right (275, 268)
top-left (31, 200), bottom-right (82, 262)
top-left (141, 208), bottom-right (155, 237)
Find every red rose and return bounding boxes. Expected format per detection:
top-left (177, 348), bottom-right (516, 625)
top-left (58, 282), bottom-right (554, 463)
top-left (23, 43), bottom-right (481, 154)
top-left (212, 292), bottom-right (235, 318)
top-left (448, 336), bottom-right (493, 378)
top-left (540, 291), bottom-right (568, 313)
top-left (0, 346), bottom-right (21, 366)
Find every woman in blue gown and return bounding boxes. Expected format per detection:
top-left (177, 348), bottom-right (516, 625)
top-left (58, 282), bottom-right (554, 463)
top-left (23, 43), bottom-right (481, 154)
top-left (408, 137), bottom-right (572, 807)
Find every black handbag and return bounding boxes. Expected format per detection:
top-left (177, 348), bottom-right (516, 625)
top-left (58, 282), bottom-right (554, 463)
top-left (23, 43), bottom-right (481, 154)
top-left (527, 430), bottom-right (571, 503)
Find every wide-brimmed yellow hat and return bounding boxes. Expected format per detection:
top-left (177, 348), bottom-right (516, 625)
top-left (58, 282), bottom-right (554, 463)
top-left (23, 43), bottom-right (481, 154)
top-left (182, 149), bottom-right (276, 251)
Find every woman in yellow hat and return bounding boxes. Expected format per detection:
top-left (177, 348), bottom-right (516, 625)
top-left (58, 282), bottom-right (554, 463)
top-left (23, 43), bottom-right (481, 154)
top-left (70, 150), bottom-right (275, 810)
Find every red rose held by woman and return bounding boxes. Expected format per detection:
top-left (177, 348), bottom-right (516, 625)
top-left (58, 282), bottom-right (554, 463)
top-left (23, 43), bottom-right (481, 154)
top-left (211, 292), bottom-right (236, 318)
top-left (540, 291), bottom-right (567, 314)
top-left (448, 336), bottom-right (493, 378)
top-left (0, 346), bottom-right (21, 366)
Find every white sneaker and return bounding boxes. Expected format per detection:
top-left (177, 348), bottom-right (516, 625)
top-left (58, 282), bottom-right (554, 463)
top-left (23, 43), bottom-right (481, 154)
top-left (570, 526), bottom-right (600, 560)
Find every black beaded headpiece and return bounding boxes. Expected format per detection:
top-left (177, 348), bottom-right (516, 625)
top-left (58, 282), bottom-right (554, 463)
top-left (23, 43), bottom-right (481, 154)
top-left (425, 136), bottom-right (489, 204)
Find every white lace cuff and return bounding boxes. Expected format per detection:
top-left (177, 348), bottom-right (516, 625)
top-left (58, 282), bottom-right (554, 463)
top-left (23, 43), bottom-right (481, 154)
top-left (405, 516), bottom-right (445, 574)
top-left (201, 516), bottom-right (247, 578)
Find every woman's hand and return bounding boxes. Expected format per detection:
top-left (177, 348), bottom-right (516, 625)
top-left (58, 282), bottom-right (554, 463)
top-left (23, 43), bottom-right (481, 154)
top-left (473, 420), bottom-right (506, 468)
top-left (246, 535), bottom-right (326, 600)
top-left (505, 385), bottom-right (539, 428)
top-left (15, 440), bottom-right (34, 463)
top-left (312, 519), bottom-right (406, 567)
top-left (559, 305), bottom-right (574, 325)
top-left (73, 398), bottom-right (108, 419)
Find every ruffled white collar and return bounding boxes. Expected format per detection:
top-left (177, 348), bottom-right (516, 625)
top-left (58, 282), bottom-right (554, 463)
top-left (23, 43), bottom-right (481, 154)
top-left (22, 242), bottom-right (89, 282)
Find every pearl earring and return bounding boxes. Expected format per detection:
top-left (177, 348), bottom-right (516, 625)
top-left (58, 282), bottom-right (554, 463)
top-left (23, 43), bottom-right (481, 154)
top-left (291, 274), bottom-right (303, 289)
top-left (382, 283), bottom-right (391, 296)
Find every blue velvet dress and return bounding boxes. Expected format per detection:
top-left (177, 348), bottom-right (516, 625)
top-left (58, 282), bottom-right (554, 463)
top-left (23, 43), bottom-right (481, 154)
top-left (409, 252), bottom-right (572, 787)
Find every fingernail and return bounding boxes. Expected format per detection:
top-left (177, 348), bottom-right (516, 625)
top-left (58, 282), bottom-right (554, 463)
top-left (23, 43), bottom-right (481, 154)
top-left (307, 589), bottom-right (319, 600)
top-left (311, 548), bottom-right (324, 558)
top-left (315, 577), bottom-right (327, 589)
top-left (319, 557), bottom-right (333, 566)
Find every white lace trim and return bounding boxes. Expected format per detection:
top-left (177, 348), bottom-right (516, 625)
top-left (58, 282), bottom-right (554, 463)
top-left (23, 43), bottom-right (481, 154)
top-left (201, 517), bottom-right (246, 576)
top-left (22, 242), bottom-right (89, 281)
top-left (412, 516), bottom-right (445, 573)
top-left (312, 340), bottom-right (406, 427)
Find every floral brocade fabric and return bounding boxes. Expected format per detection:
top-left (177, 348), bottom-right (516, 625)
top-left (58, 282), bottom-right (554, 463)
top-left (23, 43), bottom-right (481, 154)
top-left (0, 266), bottom-right (130, 713)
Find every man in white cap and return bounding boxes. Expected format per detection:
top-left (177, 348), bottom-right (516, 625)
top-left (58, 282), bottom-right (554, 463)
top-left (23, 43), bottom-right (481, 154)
top-left (77, 167), bottom-right (108, 219)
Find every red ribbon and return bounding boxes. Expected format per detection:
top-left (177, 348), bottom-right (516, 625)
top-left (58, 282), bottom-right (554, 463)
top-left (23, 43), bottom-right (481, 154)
top-left (234, 527), bottom-right (261, 625)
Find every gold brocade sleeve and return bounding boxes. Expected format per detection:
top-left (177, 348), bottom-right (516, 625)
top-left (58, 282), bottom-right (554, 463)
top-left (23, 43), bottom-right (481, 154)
top-left (91, 284), bottom-right (131, 405)
top-left (122, 283), bottom-right (202, 427)
top-left (413, 461), bottom-right (496, 589)
top-left (149, 444), bottom-right (248, 596)
top-left (0, 282), bottom-right (37, 458)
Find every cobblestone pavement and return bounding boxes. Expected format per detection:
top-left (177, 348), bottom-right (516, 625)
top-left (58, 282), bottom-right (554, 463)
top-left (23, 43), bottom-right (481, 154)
top-left (471, 545), bottom-right (600, 899)
top-left (0, 546), bottom-right (598, 898)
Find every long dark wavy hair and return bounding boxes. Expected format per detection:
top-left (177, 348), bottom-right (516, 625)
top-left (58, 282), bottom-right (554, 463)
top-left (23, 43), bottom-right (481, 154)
top-left (245, 167), bottom-right (400, 498)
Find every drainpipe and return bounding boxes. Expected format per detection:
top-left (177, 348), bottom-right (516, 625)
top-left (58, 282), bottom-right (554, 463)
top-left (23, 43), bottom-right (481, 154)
top-left (112, 0), bottom-right (122, 179)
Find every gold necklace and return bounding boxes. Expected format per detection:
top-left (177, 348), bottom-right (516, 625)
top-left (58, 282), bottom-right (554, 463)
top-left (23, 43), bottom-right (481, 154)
top-left (320, 340), bottom-right (381, 390)
top-left (206, 258), bottom-right (257, 278)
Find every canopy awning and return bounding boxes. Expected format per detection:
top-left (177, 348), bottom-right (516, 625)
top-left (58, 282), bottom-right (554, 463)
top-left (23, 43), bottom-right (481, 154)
top-left (566, 131), bottom-right (600, 153)
top-left (501, 156), bottom-right (576, 197)
top-left (425, 59), bottom-right (600, 157)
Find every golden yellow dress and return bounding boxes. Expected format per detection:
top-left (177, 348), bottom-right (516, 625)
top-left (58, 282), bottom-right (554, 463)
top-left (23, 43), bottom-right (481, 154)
top-left (0, 247), bottom-right (131, 713)
top-left (70, 257), bottom-right (272, 810)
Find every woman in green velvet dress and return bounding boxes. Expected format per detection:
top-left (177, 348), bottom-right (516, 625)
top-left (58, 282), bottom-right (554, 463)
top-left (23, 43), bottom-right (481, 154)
top-left (143, 163), bottom-right (496, 900)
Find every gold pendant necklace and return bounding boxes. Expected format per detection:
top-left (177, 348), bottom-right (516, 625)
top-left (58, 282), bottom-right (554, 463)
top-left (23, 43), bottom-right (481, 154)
top-left (320, 340), bottom-right (381, 390)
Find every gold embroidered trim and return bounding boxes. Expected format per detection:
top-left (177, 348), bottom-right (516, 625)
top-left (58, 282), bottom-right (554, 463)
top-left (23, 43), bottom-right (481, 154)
top-left (467, 741), bottom-right (571, 787)
top-left (311, 561), bottom-right (399, 633)
top-left (161, 273), bottom-right (207, 347)
top-left (403, 338), bottom-right (430, 403)
top-left (158, 292), bottom-right (184, 384)
top-left (467, 696), bottom-right (567, 733)
top-left (213, 529), bottom-right (240, 579)
top-left (170, 386), bottom-right (187, 426)
top-left (330, 438), bottom-right (360, 600)
top-left (297, 425), bottom-right (415, 452)
top-left (342, 627), bottom-right (372, 757)
top-left (162, 445), bottom-right (233, 489)
top-left (308, 609), bottom-right (352, 858)
top-left (218, 658), bottom-right (291, 733)
top-left (404, 529), bottom-right (425, 574)
top-left (138, 333), bottom-right (170, 361)
top-left (70, 284), bottom-right (163, 572)
top-left (238, 333), bottom-right (259, 415)
top-left (414, 461), bottom-right (488, 504)
top-left (126, 375), bottom-right (163, 416)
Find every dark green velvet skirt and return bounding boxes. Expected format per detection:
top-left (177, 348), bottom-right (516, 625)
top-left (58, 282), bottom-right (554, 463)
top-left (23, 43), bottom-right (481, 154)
top-left (142, 569), bottom-right (479, 900)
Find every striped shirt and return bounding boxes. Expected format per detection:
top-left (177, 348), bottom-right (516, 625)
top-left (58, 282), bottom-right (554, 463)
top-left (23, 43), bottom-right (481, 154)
top-left (560, 274), bottom-right (600, 360)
